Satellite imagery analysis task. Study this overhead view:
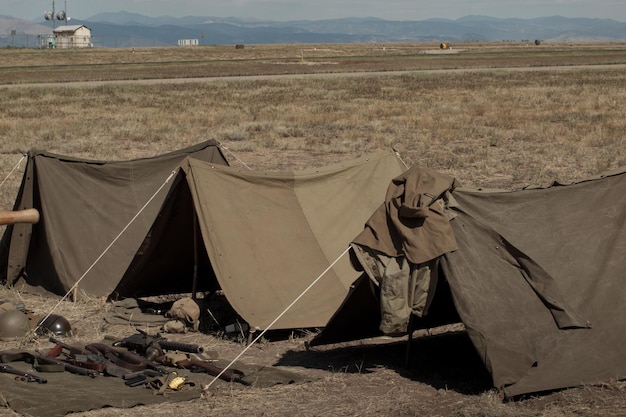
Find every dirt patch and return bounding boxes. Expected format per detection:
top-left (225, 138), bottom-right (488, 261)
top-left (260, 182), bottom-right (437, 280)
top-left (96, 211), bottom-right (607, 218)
top-left (420, 49), bottom-right (464, 54)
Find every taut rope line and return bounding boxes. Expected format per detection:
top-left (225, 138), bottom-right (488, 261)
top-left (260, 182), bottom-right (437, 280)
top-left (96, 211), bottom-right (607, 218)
top-left (204, 245), bottom-right (351, 389)
top-left (34, 169), bottom-right (179, 334)
top-left (218, 144), bottom-right (252, 171)
top-left (0, 154), bottom-right (26, 190)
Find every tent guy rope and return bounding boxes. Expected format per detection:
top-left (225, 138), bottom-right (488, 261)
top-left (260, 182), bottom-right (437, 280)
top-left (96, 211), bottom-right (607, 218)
top-left (0, 154), bottom-right (26, 191)
top-left (34, 169), bottom-right (179, 334)
top-left (393, 148), bottom-right (409, 169)
top-left (218, 144), bottom-right (252, 170)
top-left (204, 245), bottom-right (352, 389)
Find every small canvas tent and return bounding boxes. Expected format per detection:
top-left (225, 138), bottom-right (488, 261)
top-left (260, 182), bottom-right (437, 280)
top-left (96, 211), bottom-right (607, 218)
top-left (0, 140), bottom-right (229, 297)
top-left (312, 165), bottom-right (626, 398)
top-left (0, 144), bottom-right (405, 330)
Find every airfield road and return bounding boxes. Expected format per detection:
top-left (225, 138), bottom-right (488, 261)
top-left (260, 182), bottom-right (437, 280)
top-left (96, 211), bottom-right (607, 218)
top-left (2, 63), bottom-right (626, 89)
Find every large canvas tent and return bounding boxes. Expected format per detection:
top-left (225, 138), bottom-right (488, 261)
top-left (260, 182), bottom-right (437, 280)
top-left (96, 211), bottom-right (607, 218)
top-left (312, 165), bottom-right (626, 398)
top-left (0, 144), bottom-right (405, 330)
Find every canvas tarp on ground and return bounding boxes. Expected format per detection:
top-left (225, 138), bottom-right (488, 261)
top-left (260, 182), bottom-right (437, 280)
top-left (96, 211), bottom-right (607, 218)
top-left (182, 150), bottom-right (406, 330)
top-left (0, 140), bottom-right (229, 297)
top-left (313, 166), bottom-right (626, 397)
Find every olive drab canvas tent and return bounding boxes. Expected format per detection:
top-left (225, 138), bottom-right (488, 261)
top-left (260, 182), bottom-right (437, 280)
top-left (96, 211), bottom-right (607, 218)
top-left (311, 165), bottom-right (626, 398)
top-left (0, 140), bottom-right (230, 298)
top-left (180, 153), bottom-right (405, 329)
top-left (0, 144), bottom-right (406, 330)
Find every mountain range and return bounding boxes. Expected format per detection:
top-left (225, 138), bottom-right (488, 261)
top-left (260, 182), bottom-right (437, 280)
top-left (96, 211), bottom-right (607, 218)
top-left (2, 12), bottom-right (626, 48)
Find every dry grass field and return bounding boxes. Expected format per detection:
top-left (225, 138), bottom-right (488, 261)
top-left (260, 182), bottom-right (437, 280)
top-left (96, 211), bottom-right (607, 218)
top-left (1, 42), bottom-right (626, 417)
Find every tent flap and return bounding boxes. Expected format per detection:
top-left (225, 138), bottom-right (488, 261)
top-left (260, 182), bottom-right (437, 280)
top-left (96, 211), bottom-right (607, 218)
top-left (184, 150), bottom-right (405, 330)
top-left (452, 172), bottom-right (626, 397)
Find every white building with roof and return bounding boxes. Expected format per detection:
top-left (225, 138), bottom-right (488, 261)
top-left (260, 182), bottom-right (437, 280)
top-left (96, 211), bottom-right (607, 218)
top-left (52, 25), bottom-right (92, 48)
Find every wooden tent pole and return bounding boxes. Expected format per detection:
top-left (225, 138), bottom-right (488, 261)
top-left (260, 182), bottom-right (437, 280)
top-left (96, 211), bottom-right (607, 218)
top-left (191, 208), bottom-right (198, 300)
top-left (405, 314), bottom-right (414, 368)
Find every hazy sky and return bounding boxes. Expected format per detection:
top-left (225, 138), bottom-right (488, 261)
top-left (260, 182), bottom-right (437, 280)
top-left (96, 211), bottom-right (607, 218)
top-left (5, 0), bottom-right (626, 22)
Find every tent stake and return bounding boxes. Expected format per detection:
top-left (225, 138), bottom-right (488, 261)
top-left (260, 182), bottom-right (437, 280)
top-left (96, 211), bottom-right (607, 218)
top-left (246, 328), bottom-right (256, 346)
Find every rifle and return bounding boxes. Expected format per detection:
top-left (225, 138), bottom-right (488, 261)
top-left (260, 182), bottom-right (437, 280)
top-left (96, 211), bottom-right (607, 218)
top-left (85, 342), bottom-right (168, 375)
top-left (174, 358), bottom-right (250, 385)
top-left (48, 337), bottom-right (134, 377)
top-left (109, 330), bottom-right (205, 361)
top-left (154, 352), bottom-right (249, 386)
top-left (35, 347), bottom-right (100, 378)
top-left (0, 363), bottom-right (47, 384)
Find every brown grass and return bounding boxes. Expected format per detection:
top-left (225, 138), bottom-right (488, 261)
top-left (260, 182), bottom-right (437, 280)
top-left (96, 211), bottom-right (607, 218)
top-left (1, 42), bottom-right (626, 416)
top-left (2, 41), bottom-right (626, 84)
top-left (2, 67), bottom-right (625, 192)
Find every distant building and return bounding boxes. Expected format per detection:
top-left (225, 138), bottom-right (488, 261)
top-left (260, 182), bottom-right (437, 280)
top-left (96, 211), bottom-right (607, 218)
top-left (52, 25), bottom-right (92, 48)
top-left (178, 39), bottom-right (199, 46)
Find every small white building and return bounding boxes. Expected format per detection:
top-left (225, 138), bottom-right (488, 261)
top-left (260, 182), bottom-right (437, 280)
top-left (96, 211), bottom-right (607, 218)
top-left (52, 25), bottom-right (92, 48)
top-left (178, 39), bottom-right (199, 46)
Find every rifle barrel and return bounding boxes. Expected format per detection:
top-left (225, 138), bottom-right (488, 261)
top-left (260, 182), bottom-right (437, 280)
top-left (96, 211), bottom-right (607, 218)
top-left (159, 340), bottom-right (205, 354)
top-left (0, 363), bottom-right (48, 383)
top-left (49, 336), bottom-right (90, 355)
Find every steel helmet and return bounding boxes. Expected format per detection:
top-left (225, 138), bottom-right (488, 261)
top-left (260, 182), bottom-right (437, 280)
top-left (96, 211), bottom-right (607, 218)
top-left (0, 310), bottom-right (31, 339)
top-left (36, 314), bottom-right (72, 336)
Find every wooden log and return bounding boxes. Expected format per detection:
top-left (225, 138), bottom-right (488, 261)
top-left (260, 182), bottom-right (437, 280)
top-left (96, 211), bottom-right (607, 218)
top-left (0, 208), bottom-right (40, 225)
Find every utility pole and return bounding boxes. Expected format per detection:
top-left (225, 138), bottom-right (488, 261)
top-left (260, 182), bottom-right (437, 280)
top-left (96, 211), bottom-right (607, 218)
top-left (44, 0), bottom-right (56, 30)
top-left (61, 0), bottom-right (69, 25)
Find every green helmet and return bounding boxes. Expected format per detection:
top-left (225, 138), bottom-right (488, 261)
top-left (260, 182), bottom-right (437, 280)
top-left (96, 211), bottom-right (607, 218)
top-left (36, 314), bottom-right (72, 336)
top-left (0, 310), bottom-right (31, 339)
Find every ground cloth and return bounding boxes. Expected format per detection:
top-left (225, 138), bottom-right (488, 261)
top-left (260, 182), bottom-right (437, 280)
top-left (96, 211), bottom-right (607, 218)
top-left (1, 357), bottom-right (308, 416)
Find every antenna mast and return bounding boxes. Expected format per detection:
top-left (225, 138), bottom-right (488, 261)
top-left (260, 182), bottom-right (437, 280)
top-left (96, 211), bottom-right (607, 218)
top-left (44, 0), bottom-right (69, 30)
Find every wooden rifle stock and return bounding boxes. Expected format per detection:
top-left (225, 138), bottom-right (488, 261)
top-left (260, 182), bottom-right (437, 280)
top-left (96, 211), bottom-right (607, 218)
top-left (175, 359), bottom-right (250, 385)
top-left (35, 354), bottom-right (99, 378)
top-left (0, 208), bottom-right (40, 225)
top-left (49, 338), bottom-right (129, 377)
